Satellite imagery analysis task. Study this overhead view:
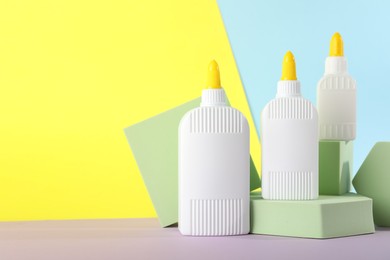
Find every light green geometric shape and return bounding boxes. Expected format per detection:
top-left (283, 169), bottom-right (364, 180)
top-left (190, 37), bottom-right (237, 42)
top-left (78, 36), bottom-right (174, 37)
top-left (353, 142), bottom-right (390, 227)
top-left (125, 98), bottom-right (261, 227)
top-left (250, 192), bottom-right (374, 238)
top-left (319, 141), bottom-right (353, 195)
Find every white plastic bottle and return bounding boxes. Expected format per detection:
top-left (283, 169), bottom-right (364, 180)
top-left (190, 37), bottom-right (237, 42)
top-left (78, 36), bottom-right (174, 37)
top-left (317, 32), bottom-right (357, 140)
top-left (261, 51), bottom-right (318, 200)
top-left (178, 60), bottom-right (249, 236)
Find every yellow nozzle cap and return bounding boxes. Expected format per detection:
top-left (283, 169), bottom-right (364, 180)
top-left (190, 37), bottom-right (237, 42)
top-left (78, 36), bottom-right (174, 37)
top-left (206, 60), bottom-right (221, 89)
top-left (329, 32), bottom-right (344, 56)
top-left (281, 51), bottom-right (297, 80)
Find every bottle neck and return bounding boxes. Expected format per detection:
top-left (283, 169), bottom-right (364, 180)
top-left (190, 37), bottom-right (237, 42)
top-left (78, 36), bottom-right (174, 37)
top-left (276, 80), bottom-right (301, 98)
top-left (201, 88), bottom-right (227, 107)
top-left (325, 56), bottom-right (348, 74)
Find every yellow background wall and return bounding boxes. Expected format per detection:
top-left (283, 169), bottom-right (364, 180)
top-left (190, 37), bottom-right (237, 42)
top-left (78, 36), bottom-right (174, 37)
top-left (0, 0), bottom-right (260, 220)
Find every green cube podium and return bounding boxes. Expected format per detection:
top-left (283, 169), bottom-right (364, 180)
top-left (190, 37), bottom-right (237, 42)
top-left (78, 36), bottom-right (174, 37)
top-left (319, 141), bottom-right (353, 195)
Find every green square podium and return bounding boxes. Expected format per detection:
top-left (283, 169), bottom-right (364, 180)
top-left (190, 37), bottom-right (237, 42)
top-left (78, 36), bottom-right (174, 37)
top-left (319, 141), bottom-right (353, 195)
top-left (125, 98), bottom-right (261, 227)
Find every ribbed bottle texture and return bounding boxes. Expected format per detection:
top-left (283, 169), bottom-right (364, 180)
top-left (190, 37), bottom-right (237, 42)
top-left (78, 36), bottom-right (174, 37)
top-left (265, 171), bottom-right (314, 200)
top-left (320, 123), bottom-right (355, 140)
top-left (325, 57), bottom-right (347, 74)
top-left (318, 75), bottom-right (356, 90)
top-left (201, 89), bottom-right (226, 106)
top-left (190, 199), bottom-right (243, 236)
top-left (267, 98), bottom-right (313, 120)
top-left (277, 81), bottom-right (301, 97)
top-left (189, 107), bottom-right (243, 134)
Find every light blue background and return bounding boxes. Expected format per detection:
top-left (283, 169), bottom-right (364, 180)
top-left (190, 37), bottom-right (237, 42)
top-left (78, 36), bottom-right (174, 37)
top-left (218, 0), bottom-right (390, 177)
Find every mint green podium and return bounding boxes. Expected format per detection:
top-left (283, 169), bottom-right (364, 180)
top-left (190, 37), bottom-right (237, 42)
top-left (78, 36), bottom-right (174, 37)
top-left (250, 192), bottom-right (374, 238)
top-left (319, 141), bottom-right (353, 195)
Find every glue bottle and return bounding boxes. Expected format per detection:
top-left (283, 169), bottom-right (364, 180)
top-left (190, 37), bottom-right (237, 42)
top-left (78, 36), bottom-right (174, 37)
top-left (179, 60), bottom-right (250, 236)
top-left (261, 51), bottom-right (318, 200)
top-left (317, 32), bottom-right (357, 140)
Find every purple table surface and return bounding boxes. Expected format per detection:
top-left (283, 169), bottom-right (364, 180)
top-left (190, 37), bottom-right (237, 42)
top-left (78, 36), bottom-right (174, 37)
top-left (0, 218), bottom-right (389, 260)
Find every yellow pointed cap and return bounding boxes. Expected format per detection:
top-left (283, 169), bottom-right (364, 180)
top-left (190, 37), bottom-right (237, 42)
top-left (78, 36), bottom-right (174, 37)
top-left (206, 60), bottom-right (221, 89)
top-left (281, 51), bottom-right (297, 80)
top-left (329, 32), bottom-right (344, 56)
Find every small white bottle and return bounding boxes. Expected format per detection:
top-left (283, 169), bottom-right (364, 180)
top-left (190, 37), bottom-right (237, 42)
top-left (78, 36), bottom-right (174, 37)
top-left (317, 32), bottom-right (357, 141)
top-left (261, 51), bottom-right (318, 200)
top-left (178, 60), bottom-right (250, 236)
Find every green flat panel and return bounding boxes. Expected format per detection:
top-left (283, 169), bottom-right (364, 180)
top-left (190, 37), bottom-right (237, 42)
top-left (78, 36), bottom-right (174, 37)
top-left (125, 98), bottom-right (260, 227)
top-left (319, 141), bottom-right (353, 195)
top-left (353, 142), bottom-right (390, 227)
top-left (250, 192), bottom-right (374, 238)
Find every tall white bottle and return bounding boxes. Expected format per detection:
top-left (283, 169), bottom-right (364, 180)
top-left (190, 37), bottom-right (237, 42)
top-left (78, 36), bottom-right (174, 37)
top-left (261, 51), bottom-right (318, 200)
top-left (179, 60), bottom-right (249, 236)
top-left (317, 32), bottom-right (357, 140)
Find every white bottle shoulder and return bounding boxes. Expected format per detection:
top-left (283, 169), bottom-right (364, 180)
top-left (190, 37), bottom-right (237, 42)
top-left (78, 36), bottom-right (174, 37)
top-left (262, 97), bottom-right (318, 121)
top-left (317, 74), bottom-right (356, 91)
top-left (179, 106), bottom-right (248, 134)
